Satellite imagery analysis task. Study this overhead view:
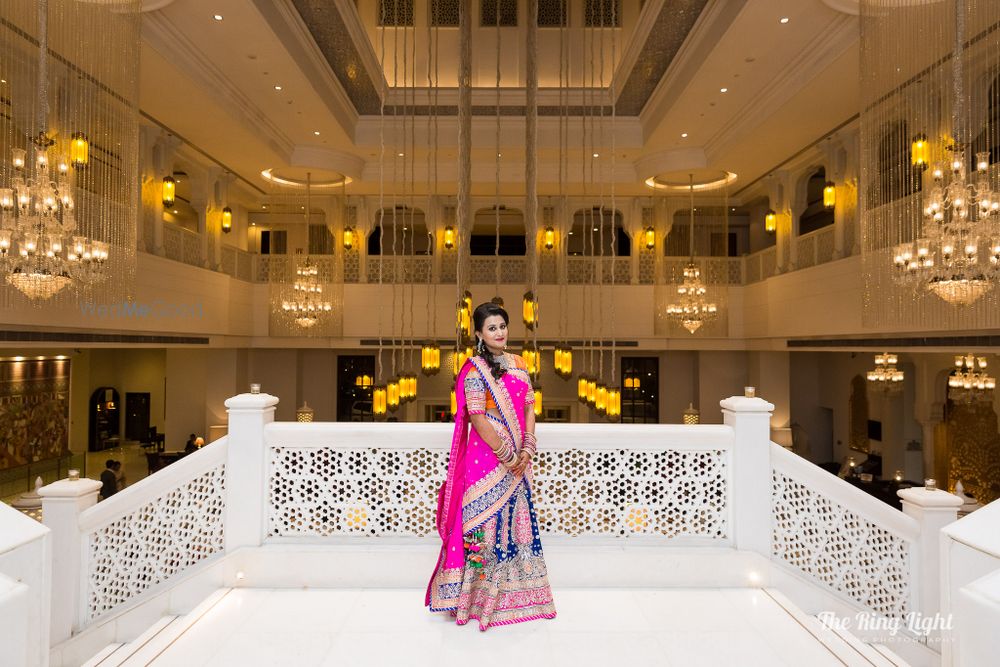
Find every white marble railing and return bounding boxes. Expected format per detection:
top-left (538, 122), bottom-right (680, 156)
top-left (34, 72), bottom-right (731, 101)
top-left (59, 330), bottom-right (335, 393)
top-left (941, 495), bottom-right (1000, 665)
top-left (770, 443), bottom-right (919, 620)
top-left (265, 422), bottom-right (733, 543)
top-left (33, 391), bottom-right (974, 661)
top-left (75, 442), bottom-right (227, 626)
top-left (0, 501), bottom-right (50, 667)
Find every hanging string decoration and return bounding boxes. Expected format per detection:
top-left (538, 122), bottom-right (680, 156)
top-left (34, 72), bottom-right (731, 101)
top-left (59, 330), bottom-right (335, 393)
top-left (861, 0), bottom-right (1000, 329)
top-left (0, 0), bottom-right (139, 307)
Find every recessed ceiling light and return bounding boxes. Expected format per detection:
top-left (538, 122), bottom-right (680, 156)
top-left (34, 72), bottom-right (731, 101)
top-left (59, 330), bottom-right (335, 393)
top-left (213, 14), bottom-right (223, 21)
top-left (720, 87), bottom-right (728, 93)
top-left (274, 85), bottom-right (282, 91)
top-left (779, 17), bottom-right (789, 24)
top-left (397, 152), bottom-right (404, 157)
top-left (593, 153), bottom-right (600, 158)
top-left (313, 131), bottom-right (320, 136)
top-left (681, 132), bottom-right (688, 138)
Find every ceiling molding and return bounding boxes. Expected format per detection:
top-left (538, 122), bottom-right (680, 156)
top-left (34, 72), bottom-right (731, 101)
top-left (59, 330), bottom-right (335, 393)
top-left (250, 0), bottom-right (361, 136)
top-left (611, 0), bottom-right (664, 101)
top-left (288, 0), bottom-right (709, 118)
top-left (703, 14), bottom-right (858, 164)
top-left (358, 159), bottom-right (640, 187)
top-left (289, 145), bottom-right (366, 179)
top-left (331, 0), bottom-right (389, 102)
top-left (637, 0), bottom-right (747, 131)
top-left (820, 0), bottom-right (860, 16)
top-left (140, 0), bottom-right (177, 11)
top-left (353, 115), bottom-right (645, 150)
top-left (142, 12), bottom-right (296, 159)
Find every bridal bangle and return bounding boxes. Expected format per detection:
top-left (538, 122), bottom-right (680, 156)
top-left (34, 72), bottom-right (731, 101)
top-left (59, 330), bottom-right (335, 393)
top-left (523, 432), bottom-right (537, 457)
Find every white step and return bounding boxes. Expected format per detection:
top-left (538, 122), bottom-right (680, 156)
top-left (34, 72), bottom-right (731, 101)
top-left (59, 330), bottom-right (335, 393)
top-left (79, 643), bottom-right (126, 667)
top-left (81, 589), bottom-right (232, 667)
top-left (118, 589), bottom-right (232, 666)
top-left (81, 616), bottom-right (177, 667)
top-left (870, 643), bottom-right (912, 667)
top-left (764, 588), bottom-right (910, 667)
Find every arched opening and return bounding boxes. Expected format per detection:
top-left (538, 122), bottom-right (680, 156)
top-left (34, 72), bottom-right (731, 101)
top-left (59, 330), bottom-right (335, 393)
top-left (567, 208), bottom-right (629, 256)
top-left (367, 206), bottom-right (432, 255)
top-left (471, 207), bottom-right (526, 255)
top-left (799, 166), bottom-right (835, 235)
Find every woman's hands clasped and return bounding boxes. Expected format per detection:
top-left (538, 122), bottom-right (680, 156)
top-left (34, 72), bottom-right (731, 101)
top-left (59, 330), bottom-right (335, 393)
top-left (509, 450), bottom-right (532, 476)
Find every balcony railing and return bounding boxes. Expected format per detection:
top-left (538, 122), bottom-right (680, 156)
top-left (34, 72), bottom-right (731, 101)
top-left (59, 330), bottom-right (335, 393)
top-left (17, 390), bottom-right (969, 654)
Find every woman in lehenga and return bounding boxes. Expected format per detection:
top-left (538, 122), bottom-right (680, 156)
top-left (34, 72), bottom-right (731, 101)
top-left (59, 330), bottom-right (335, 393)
top-left (426, 302), bottom-right (557, 630)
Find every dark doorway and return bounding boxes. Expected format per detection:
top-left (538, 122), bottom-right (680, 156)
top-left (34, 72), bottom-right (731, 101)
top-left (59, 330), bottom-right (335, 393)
top-left (89, 387), bottom-right (121, 452)
top-left (125, 393), bottom-right (151, 442)
top-left (337, 355), bottom-right (376, 421)
top-left (621, 357), bottom-right (659, 423)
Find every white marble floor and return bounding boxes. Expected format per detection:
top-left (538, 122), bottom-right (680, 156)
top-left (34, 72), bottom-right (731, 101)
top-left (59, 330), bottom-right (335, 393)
top-left (140, 587), bottom-right (864, 667)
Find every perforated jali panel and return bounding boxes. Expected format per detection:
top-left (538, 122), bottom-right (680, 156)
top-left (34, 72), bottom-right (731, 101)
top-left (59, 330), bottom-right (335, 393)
top-left (268, 446), bottom-right (730, 540)
top-left (86, 464), bottom-right (226, 620)
top-left (771, 470), bottom-right (912, 619)
top-left (269, 447), bottom-right (445, 536)
top-left (533, 448), bottom-right (729, 537)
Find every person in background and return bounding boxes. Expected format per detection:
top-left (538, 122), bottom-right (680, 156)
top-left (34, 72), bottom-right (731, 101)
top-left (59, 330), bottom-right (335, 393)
top-left (184, 433), bottom-right (196, 452)
top-left (100, 460), bottom-right (118, 500)
top-left (113, 460), bottom-right (126, 491)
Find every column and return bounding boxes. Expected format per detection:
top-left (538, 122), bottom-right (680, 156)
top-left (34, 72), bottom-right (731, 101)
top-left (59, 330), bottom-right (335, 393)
top-left (38, 477), bottom-right (102, 643)
top-left (768, 172), bottom-right (793, 273)
top-left (897, 485), bottom-right (962, 645)
top-left (223, 391), bottom-right (279, 551)
top-left (720, 392), bottom-right (775, 557)
top-left (150, 133), bottom-right (181, 257)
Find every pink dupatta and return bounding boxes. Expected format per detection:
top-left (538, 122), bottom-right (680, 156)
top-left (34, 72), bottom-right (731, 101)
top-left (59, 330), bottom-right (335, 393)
top-left (426, 355), bottom-right (527, 608)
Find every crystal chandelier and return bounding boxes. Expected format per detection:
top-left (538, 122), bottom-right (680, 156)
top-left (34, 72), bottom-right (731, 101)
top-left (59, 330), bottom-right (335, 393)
top-left (0, 0), bottom-right (111, 301)
top-left (948, 354), bottom-right (995, 404)
top-left (866, 352), bottom-right (904, 393)
top-left (281, 259), bottom-right (331, 328)
top-left (889, 0), bottom-right (1000, 307)
top-left (665, 175), bottom-right (717, 334)
top-left (893, 151), bottom-right (1000, 305)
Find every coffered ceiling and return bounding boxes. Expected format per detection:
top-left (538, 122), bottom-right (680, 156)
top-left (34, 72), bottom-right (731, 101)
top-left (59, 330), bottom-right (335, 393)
top-left (137, 0), bottom-right (860, 202)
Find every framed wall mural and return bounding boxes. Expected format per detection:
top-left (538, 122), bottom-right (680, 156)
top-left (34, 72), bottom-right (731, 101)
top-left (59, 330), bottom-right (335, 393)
top-left (0, 358), bottom-right (71, 471)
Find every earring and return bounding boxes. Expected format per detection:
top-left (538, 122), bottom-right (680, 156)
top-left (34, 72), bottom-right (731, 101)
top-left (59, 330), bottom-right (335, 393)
top-left (476, 337), bottom-right (485, 353)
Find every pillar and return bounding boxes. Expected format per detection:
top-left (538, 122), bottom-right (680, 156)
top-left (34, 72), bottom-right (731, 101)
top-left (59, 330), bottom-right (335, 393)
top-left (721, 393), bottom-right (775, 556)
top-left (223, 391), bottom-right (279, 551)
top-left (38, 477), bottom-right (102, 643)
